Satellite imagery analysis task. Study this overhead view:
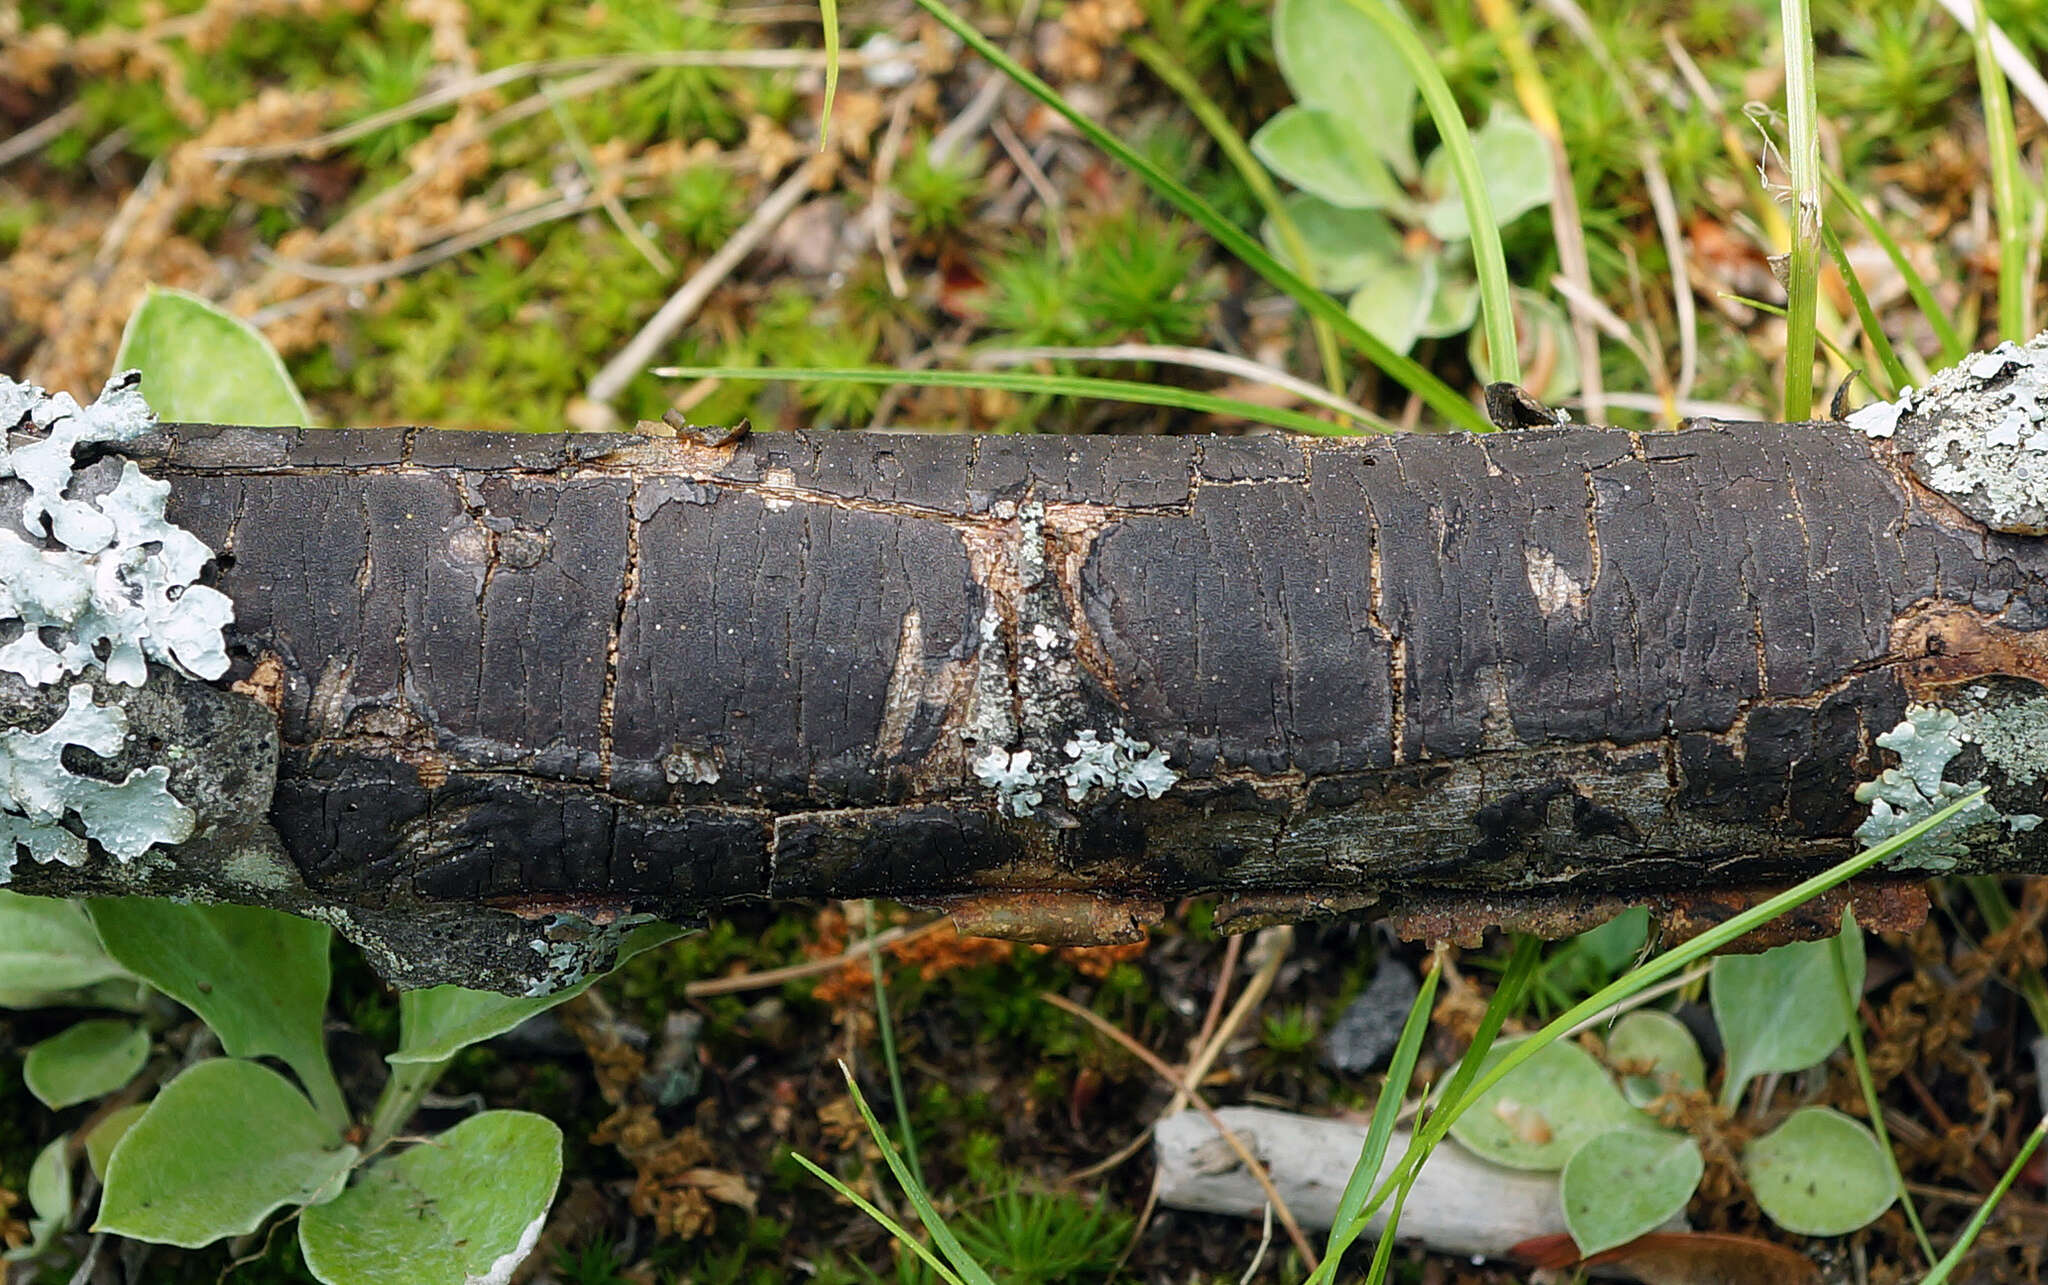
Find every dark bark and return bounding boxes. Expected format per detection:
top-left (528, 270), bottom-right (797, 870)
top-left (11, 415), bottom-right (2048, 990)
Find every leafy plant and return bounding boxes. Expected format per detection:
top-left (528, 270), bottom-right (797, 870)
top-left (1251, 0), bottom-right (1556, 380)
top-left (1447, 914), bottom-right (1894, 1255)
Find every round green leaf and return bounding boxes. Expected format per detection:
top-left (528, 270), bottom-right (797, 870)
top-left (97, 1059), bottom-right (358, 1248)
top-left (1251, 107), bottom-right (1407, 211)
top-left (299, 1111), bottom-right (563, 1285)
top-left (1273, 0), bottom-right (1418, 176)
top-left (1421, 112), bottom-right (1554, 241)
top-left (113, 286), bottom-right (311, 427)
top-left (85, 1103), bottom-right (150, 1184)
top-left (1743, 1107), bottom-right (1895, 1235)
top-left (1712, 917), bottom-right (1864, 1108)
top-left (0, 891), bottom-right (130, 998)
top-left (1347, 254), bottom-right (1438, 358)
top-left (7, 1135), bottom-right (72, 1262)
top-left (24, 1018), bottom-right (149, 1109)
top-left (1607, 1010), bottom-right (1706, 1108)
top-left (1418, 261), bottom-right (1479, 340)
top-left (1561, 1127), bottom-right (1703, 1255)
top-left (1448, 1037), bottom-right (1648, 1170)
top-left (1262, 195), bottom-right (1404, 293)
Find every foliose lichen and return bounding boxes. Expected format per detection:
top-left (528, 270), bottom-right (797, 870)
top-left (1854, 704), bottom-right (2041, 870)
top-left (0, 371), bottom-right (231, 882)
top-left (973, 726), bottom-right (1178, 818)
top-left (1871, 334), bottom-right (2048, 533)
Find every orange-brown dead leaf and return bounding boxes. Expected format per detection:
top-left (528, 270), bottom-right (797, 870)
top-left (1513, 1231), bottom-right (1821, 1284)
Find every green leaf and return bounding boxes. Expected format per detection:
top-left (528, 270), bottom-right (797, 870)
top-left (1272, 0), bottom-right (1417, 176)
top-left (24, 1018), bottom-right (149, 1109)
top-left (1561, 1127), bottom-right (1702, 1255)
top-left (390, 923), bottom-right (681, 1065)
top-left (113, 287), bottom-right (311, 427)
top-left (1250, 107), bottom-right (1406, 211)
top-left (1446, 1037), bottom-right (1646, 1171)
top-left (1606, 1010), bottom-right (1706, 1109)
top-left (1743, 1106), bottom-right (1895, 1235)
top-left (0, 891), bottom-right (131, 998)
top-left (97, 1059), bottom-right (359, 1248)
top-left (85, 899), bottom-right (346, 1128)
top-left (85, 1102), bottom-right (149, 1183)
top-left (1347, 253), bottom-right (1438, 357)
top-left (1265, 195), bottom-right (1404, 292)
top-left (1712, 915), bottom-right (1865, 1108)
top-left (1421, 112), bottom-right (1553, 241)
top-left (299, 1111), bottom-right (561, 1285)
top-left (1418, 260), bottom-right (1479, 340)
top-left (4, 1135), bottom-right (71, 1262)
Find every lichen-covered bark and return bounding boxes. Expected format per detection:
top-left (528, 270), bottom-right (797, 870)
top-left (12, 413), bottom-right (2048, 990)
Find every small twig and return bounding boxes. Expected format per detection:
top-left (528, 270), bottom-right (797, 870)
top-left (927, 0), bottom-right (1040, 165)
top-left (990, 118), bottom-right (1072, 255)
top-left (204, 51), bottom-right (872, 163)
top-left (971, 343), bottom-right (1387, 429)
top-left (867, 87), bottom-right (918, 301)
top-left (589, 155), bottom-right (827, 408)
top-left (683, 917), bottom-right (949, 997)
top-left (1238, 1202), bottom-right (1276, 1285)
top-left (543, 84), bottom-right (673, 276)
top-left (1040, 990), bottom-right (1320, 1272)
top-left (0, 102), bottom-right (84, 170)
top-left (1195, 931), bottom-right (1247, 1059)
top-left (94, 157), bottom-right (164, 269)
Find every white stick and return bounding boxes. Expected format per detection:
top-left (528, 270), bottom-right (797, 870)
top-left (1154, 1106), bottom-right (1572, 1261)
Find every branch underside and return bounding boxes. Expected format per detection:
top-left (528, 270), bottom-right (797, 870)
top-left (9, 417), bottom-right (2047, 989)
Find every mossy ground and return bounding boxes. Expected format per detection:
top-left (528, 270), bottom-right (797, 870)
top-left (2, 0), bottom-right (2046, 1280)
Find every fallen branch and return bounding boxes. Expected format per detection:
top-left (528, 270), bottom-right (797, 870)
top-left (4, 338), bottom-right (2048, 991)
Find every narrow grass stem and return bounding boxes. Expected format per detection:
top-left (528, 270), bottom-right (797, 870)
top-left (653, 365), bottom-right (1370, 435)
top-left (1338, 0), bottom-right (1519, 385)
top-left (1970, 0), bottom-right (2030, 340)
top-left (1920, 1115), bottom-right (2048, 1284)
top-left (1833, 929), bottom-right (1937, 1266)
top-left (864, 901), bottom-right (925, 1191)
top-left (1821, 168), bottom-right (1969, 363)
top-left (1778, 0), bottom-right (1824, 420)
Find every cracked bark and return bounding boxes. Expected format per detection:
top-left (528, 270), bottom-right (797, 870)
top-left (10, 417), bottom-right (2048, 990)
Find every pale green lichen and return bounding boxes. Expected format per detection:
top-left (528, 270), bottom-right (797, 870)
top-left (0, 372), bottom-right (229, 882)
top-left (1893, 335), bottom-right (2048, 533)
top-left (1956, 689), bottom-right (2048, 784)
top-left (0, 684), bottom-right (194, 882)
top-left (1855, 704), bottom-right (2041, 870)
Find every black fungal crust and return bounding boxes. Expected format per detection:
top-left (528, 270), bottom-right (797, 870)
top-left (19, 417), bottom-right (2048, 989)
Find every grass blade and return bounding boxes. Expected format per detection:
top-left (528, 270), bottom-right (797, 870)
top-left (1832, 921), bottom-right (1936, 1266)
top-left (1320, 962), bottom-right (1441, 1268)
top-left (836, 1061), bottom-right (999, 1285)
top-left (1822, 168), bottom-right (1968, 364)
top-left (1820, 221), bottom-right (1909, 398)
top-left (1316, 787), bottom-right (1991, 1263)
top-left (1127, 35), bottom-right (1349, 407)
top-left (792, 1153), bottom-right (970, 1285)
top-left (653, 365), bottom-right (1369, 436)
top-left (1970, 0), bottom-right (2030, 340)
top-left (865, 901), bottom-right (924, 1190)
top-left (818, 0), bottom-right (840, 145)
top-left (1338, 0), bottom-right (1519, 386)
top-left (906, 0), bottom-right (1493, 434)
top-left (1779, 0), bottom-right (1824, 421)
top-left (1920, 1115), bottom-right (2048, 1284)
